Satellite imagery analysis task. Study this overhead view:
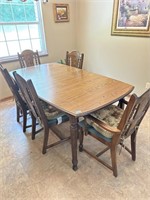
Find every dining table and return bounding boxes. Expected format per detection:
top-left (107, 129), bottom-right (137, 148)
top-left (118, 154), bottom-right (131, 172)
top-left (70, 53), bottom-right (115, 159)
top-left (10, 63), bottom-right (134, 170)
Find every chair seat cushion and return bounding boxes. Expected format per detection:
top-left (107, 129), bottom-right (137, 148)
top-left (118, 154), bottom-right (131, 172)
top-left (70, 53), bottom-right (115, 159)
top-left (86, 105), bottom-right (123, 138)
top-left (79, 121), bottom-right (112, 142)
top-left (40, 100), bottom-right (69, 125)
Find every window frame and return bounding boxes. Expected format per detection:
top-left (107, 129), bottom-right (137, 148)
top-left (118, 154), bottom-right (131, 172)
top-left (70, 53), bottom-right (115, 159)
top-left (0, 1), bottom-right (47, 63)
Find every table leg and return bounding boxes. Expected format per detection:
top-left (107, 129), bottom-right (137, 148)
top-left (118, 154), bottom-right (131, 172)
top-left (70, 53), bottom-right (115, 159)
top-left (69, 115), bottom-right (78, 171)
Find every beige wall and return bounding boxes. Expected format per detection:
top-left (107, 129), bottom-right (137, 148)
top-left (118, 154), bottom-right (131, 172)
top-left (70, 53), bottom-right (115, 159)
top-left (0, 0), bottom-right (150, 100)
top-left (0, 0), bottom-right (76, 100)
top-left (76, 0), bottom-right (150, 95)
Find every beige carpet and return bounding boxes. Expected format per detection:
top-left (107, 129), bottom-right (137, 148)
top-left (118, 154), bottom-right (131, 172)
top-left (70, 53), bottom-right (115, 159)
top-left (0, 100), bottom-right (149, 200)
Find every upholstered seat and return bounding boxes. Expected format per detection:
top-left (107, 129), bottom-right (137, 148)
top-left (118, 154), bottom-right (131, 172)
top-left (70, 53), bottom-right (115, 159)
top-left (40, 100), bottom-right (69, 125)
top-left (86, 105), bottom-right (123, 139)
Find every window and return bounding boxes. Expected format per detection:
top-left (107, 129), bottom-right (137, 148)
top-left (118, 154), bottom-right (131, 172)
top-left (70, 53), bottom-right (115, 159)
top-left (0, 0), bottom-right (47, 62)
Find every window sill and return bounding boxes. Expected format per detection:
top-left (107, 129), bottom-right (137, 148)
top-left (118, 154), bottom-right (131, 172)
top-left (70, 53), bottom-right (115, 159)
top-left (0, 52), bottom-right (48, 64)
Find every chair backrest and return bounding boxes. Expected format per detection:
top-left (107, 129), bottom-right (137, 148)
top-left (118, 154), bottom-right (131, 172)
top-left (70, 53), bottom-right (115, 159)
top-left (0, 64), bottom-right (26, 107)
top-left (18, 49), bottom-right (41, 68)
top-left (13, 71), bottom-right (47, 127)
top-left (118, 88), bottom-right (150, 139)
top-left (66, 51), bottom-right (84, 69)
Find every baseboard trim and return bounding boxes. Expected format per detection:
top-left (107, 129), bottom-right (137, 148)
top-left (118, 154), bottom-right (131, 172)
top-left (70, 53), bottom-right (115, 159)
top-left (0, 96), bottom-right (13, 103)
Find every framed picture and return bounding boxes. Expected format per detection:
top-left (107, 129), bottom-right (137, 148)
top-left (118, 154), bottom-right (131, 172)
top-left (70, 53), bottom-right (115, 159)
top-left (53, 4), bottom-right (69, 23)
top-left (111, 0), bottom-right (150, 37)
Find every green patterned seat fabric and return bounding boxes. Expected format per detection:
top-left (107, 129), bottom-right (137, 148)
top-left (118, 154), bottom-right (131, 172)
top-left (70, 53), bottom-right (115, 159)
top-left (39, 100), bottom-right (69, 125)
top-left (41, 100), bottom-right (58, 119)
top-left (86, 105), bottom-right (123, 138)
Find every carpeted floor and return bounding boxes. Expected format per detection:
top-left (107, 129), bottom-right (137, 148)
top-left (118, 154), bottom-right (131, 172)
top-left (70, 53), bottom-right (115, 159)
top-left (0, 100), bottom-right (149, 200)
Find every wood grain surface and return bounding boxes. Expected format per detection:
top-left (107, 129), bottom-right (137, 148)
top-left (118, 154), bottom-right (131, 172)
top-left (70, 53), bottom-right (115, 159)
top-left (11, 63), bottom-right (134, 116)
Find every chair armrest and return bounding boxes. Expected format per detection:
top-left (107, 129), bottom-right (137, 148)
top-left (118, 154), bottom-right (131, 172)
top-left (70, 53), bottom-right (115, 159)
top-left (86, 115), bottom-right (121, 134)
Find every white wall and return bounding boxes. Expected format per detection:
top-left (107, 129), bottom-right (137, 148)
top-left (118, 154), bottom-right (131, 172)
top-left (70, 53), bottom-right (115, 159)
top-left (0, 0), bottom-right (76, 100)
top-left (76, 0), bottom-right (150, 95)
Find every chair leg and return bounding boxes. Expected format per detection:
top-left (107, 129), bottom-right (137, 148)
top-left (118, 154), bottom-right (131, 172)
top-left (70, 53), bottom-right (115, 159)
top-left (110, 146), bottom-right (118, 177)
top-left (131, 131), bottom-right (136, 161)
top-left (42, 127), bottom-right (49, 154)
top-left (22, 110), bottom-right (27, 133)
top-left (16, 106), bottom-right (20, 122)
top-left (79, 128), bottom-right (84, 152)
top-left (118, 99), bottom-right (124, 109)
top-left (31, 116), bottom-right (36, 140)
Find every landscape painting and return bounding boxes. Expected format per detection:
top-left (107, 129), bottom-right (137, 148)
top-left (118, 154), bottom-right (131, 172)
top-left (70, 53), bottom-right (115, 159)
top-left (111, 0), bottom-right (150, 37)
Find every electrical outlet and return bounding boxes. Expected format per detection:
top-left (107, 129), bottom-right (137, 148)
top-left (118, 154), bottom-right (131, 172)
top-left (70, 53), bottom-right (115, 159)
top-left (146, 82), bottom-right (150, 89)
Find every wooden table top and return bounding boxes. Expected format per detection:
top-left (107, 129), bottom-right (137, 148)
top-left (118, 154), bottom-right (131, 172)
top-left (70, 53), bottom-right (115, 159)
top-left (11, 63), bottom-right (134, 117)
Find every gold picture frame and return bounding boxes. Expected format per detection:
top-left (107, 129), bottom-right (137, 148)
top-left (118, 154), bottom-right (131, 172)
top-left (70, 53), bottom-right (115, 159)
top-left (111, 0), bottom-right (150, 37)
top-left (53, 4), bottom-right (69, 23)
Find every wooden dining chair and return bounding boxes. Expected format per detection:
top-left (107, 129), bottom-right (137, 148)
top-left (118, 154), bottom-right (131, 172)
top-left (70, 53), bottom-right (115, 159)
top-left (18, 49), bottom-right (41, 68)
top-left (79, 89), bottom-right (150, 177)
top-left (66, 51), bottom-right (84, 69)
top-left (0, 64), bottom-right (30, 132)
top-left (13, 71), bottom-right (70, 154)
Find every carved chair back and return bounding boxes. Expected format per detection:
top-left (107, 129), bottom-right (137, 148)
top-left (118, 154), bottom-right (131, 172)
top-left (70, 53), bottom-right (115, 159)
top-left (13, 72), bottom-right (47, 128)
top-left (118, 88), bottom-right (150, 141)
top-left (0, 64), bottom-right (29, 132)
top-left (18, 49), bottom-right (40, 68)
top-left (0, 64), bottom-right (26, 108)
top-left (66, 51), bottom-right (84, 69)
